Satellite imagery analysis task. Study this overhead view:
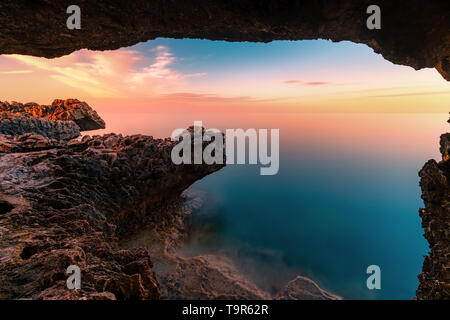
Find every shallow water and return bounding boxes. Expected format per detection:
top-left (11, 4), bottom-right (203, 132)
top-left (91, 111), bottom-right (447, 299)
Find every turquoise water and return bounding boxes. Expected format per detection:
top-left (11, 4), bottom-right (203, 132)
top-left (92, 110), bottom-right (447, 299)
top-left (183, 113), bottom-right (447, 299)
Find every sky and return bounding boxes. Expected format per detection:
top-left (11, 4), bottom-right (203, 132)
top-left (0, 38), bottom-right (448, 114)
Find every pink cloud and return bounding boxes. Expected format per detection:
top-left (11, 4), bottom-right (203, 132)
top-left (283, 80), bottom-right (329, 86)
top-left (5, 46), bottom-right (205, 98)
top-left (283, 80), bottom-right (302, 84)
top-left (304, 81), bottom-right (329, 86)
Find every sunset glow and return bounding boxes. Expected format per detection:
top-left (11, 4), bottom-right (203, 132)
top-left (0, 39), bottom-right (448, 114)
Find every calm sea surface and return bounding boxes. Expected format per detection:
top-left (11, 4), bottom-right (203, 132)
top-left (90, 110), bottom-right (448, 299)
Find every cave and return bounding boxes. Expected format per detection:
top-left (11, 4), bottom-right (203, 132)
top-left (0, 0), bottom-right (448, 302)
top-left (0, 0), bottom-right (448, 80)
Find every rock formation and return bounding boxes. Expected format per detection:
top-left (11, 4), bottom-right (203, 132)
top-left (275, 276), bottom-right (342, 300)
top-left (417, 126), bottom-right (450, 299)
top-left (0, 1), bottom-right (448, 80)
top-left (0, 99), bottom-right (105, 140)
top-left (0, 113), bottom-right (80, 140)
top-left (0, 103), bottom-right (223, 299)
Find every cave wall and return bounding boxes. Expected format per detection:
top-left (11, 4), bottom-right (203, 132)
top-left (0, 0), bottom-right (448, 80)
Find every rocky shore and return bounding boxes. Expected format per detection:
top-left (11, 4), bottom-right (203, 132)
top-left (416, 121), bottom-right (450, 299)
top-left (0, 99), bottom-right (223, 299)
top-left (0, 99), bottom-right (105, 139)
top-left (0, 99), bottom-right (339, 300)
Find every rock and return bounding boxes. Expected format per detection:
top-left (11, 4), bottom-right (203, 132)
top-left (47, 99), bottom-right (105, 131)
top-left (0, 133), bottom-right (66, 153)
top-left (0, 125), bottom-right (224, 299)
top-left (0, 1), bottom-right (448, 80)
top-left (122, 205), bottom-right (272, 300)
top-left (275, 276), bottom-right (342, 300)
top-left (416, 126), bottom-right (450, 299)
top-left (0, 113), bottom-right (80, 140)
top-left (0, 99), bottom-right (105, 133)
top-left (157, 253), bottom-right (272, 300)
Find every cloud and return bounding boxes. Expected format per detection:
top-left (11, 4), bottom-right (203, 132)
top-left (0, 70), bottom-right (33, 74)
top-left (130, 46), bottom-right (180, 82)
top-left (5, 46), bottom-right (205, 98)
top-left (283, 80), bottom-right (329, 86)
top-left (283, 80), bottom-right (302, 84)
top-left (367, 91), bottom-right (450, 98)
top-left (304, 81), bottom-right (329, 86)
top-left (159, 92), bottom-right (270, 103)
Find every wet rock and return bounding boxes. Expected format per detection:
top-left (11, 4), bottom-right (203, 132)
top-left (275, 276), bottom-right (342, 300)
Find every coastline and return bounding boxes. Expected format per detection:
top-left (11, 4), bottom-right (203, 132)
top-left (0, 99), bottom-right (339, 300)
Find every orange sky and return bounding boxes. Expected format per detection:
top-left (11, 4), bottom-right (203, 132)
top-left (0, 39), bottom-right (448, 113)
